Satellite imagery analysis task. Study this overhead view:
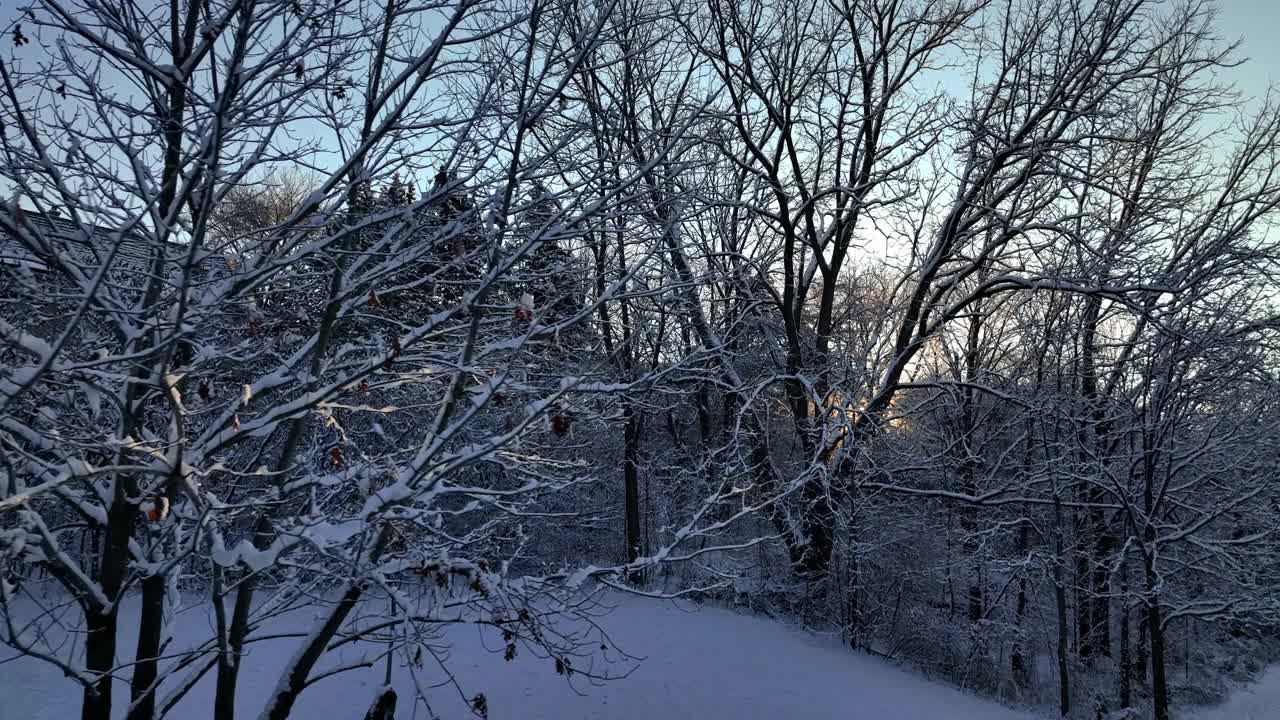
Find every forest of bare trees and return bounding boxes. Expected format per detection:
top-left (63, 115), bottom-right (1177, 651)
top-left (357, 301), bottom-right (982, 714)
top-left (2, 1), bottom-right (1279, 719)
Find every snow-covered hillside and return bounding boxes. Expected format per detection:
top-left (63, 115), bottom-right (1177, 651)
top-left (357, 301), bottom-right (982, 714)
top-left (3, 592), bottom-right (1039, 720)
top-left (6, 591), bottom-right (1277, 720)
top-left (1188, 665), bottom-right (1280, 720)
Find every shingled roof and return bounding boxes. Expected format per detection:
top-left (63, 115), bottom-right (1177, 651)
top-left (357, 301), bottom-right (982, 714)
top-left (0, 206), bottom-right (215, 280)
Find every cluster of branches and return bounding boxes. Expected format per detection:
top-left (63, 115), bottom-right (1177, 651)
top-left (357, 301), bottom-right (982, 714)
top-left (0, 1), bottom-right (769, 719)
top-left (2, 1), bottom-right (1279, 720)
top-left (619, 1), bottom-right (1280, 718)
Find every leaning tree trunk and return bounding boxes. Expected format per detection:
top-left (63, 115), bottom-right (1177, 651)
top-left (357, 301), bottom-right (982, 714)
top-left (262, 584), bottom-right (365, 720)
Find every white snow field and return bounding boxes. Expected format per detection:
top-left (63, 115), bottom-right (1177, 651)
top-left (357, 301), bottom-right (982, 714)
top-left (2, 592), bottom-right (1274, 720)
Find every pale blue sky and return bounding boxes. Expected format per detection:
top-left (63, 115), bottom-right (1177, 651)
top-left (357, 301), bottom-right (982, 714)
top-left (1211, 0), bottom-right (1279, 104)
top-left (0, 0), bottom-right (1273, 175)
top-left (0, 1), bottom-right (1272, 124)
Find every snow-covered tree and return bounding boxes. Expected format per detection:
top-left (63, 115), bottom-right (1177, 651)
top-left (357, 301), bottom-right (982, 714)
top-left (3, 1), bottom-right (1280, 719)
top-left (0, 2), bottom-right (770, 720)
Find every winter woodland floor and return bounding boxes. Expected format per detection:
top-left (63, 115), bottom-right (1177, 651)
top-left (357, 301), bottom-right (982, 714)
top-left (3, 591), bottom-right (1276, 720)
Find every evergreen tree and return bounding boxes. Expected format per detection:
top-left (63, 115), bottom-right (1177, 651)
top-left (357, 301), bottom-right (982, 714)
top-left (518, 182), bottom-right (582, 325)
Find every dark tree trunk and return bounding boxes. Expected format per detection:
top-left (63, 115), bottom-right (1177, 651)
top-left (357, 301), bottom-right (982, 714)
top-left (263, 584), bottom-right (364, 720)
top-left (84, 476), bottom-right (141, 720)
top-left (215, 513), bottom-right (272, 720)
top-left (88, 529), bottom-right (101, 578)
top-left (787, 373), bottom-right (834, 580)
top-left (1076, 547), bottom-right (1091, 659)
top-left (960, 310), bottom-right (983, 624)
top-left (844, 482), bottom-right (862, 649)
top-left (1140, 418), bottom-right (1167, 719)
top-left (263, 528), bottom-right (390, 720)
top-left (1146, 576), bottom-right (1170, 720)
top-left (1011, 523), bottom-right (1030, 688)
top-left (1119, 564), bottom-right (1132, 709)
top-left (749, 439), bottom-right (805, 569)
top-left (362, 687), bottom-right (397, 720)
top-left (1054, 573), bottom-right (1075, 712)
top-left (1136, 614), bottom-right (1148, 683)
top-left (696, 382), bottom-right (712, 448)
top-left (960, 488), bottom-right (982, 623)
top-left (1054, 497), bottom-right (1071, 717)
top-left (1148, 600), bottom-right (1169, 720)
top-left (1091, 530), bottom-right (1113, 657)
top-left (1074, 519), bottom-right (1113, 662)
top-left (967, 576), bottom-right (984, 624)
top-left (215, 563), bottom-right (257, 720)
top-left (1076, 296), bottom-right (1113, 662)
top-left (1055, 569), bottom-right (1071, 717)
top-left (796, 483), bottom-right (835, 580)
top-left (82, 607), bottom-right (119, 720)
top-left (623, 401), bottom-right (643, 583)
top-left (127, 573), bottom-right (167, 720)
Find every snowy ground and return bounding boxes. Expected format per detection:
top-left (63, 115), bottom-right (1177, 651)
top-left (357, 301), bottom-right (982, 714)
top-left (1187, 665), bottom-right (1280, 720)
top-left (3, 590), bottom-right (1276, 719)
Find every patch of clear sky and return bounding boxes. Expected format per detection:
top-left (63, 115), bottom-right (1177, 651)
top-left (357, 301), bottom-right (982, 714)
top-left (1213, 0), bottom-right (1279, 104)
top-left (0, 1), bottom-right (1274, 195)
